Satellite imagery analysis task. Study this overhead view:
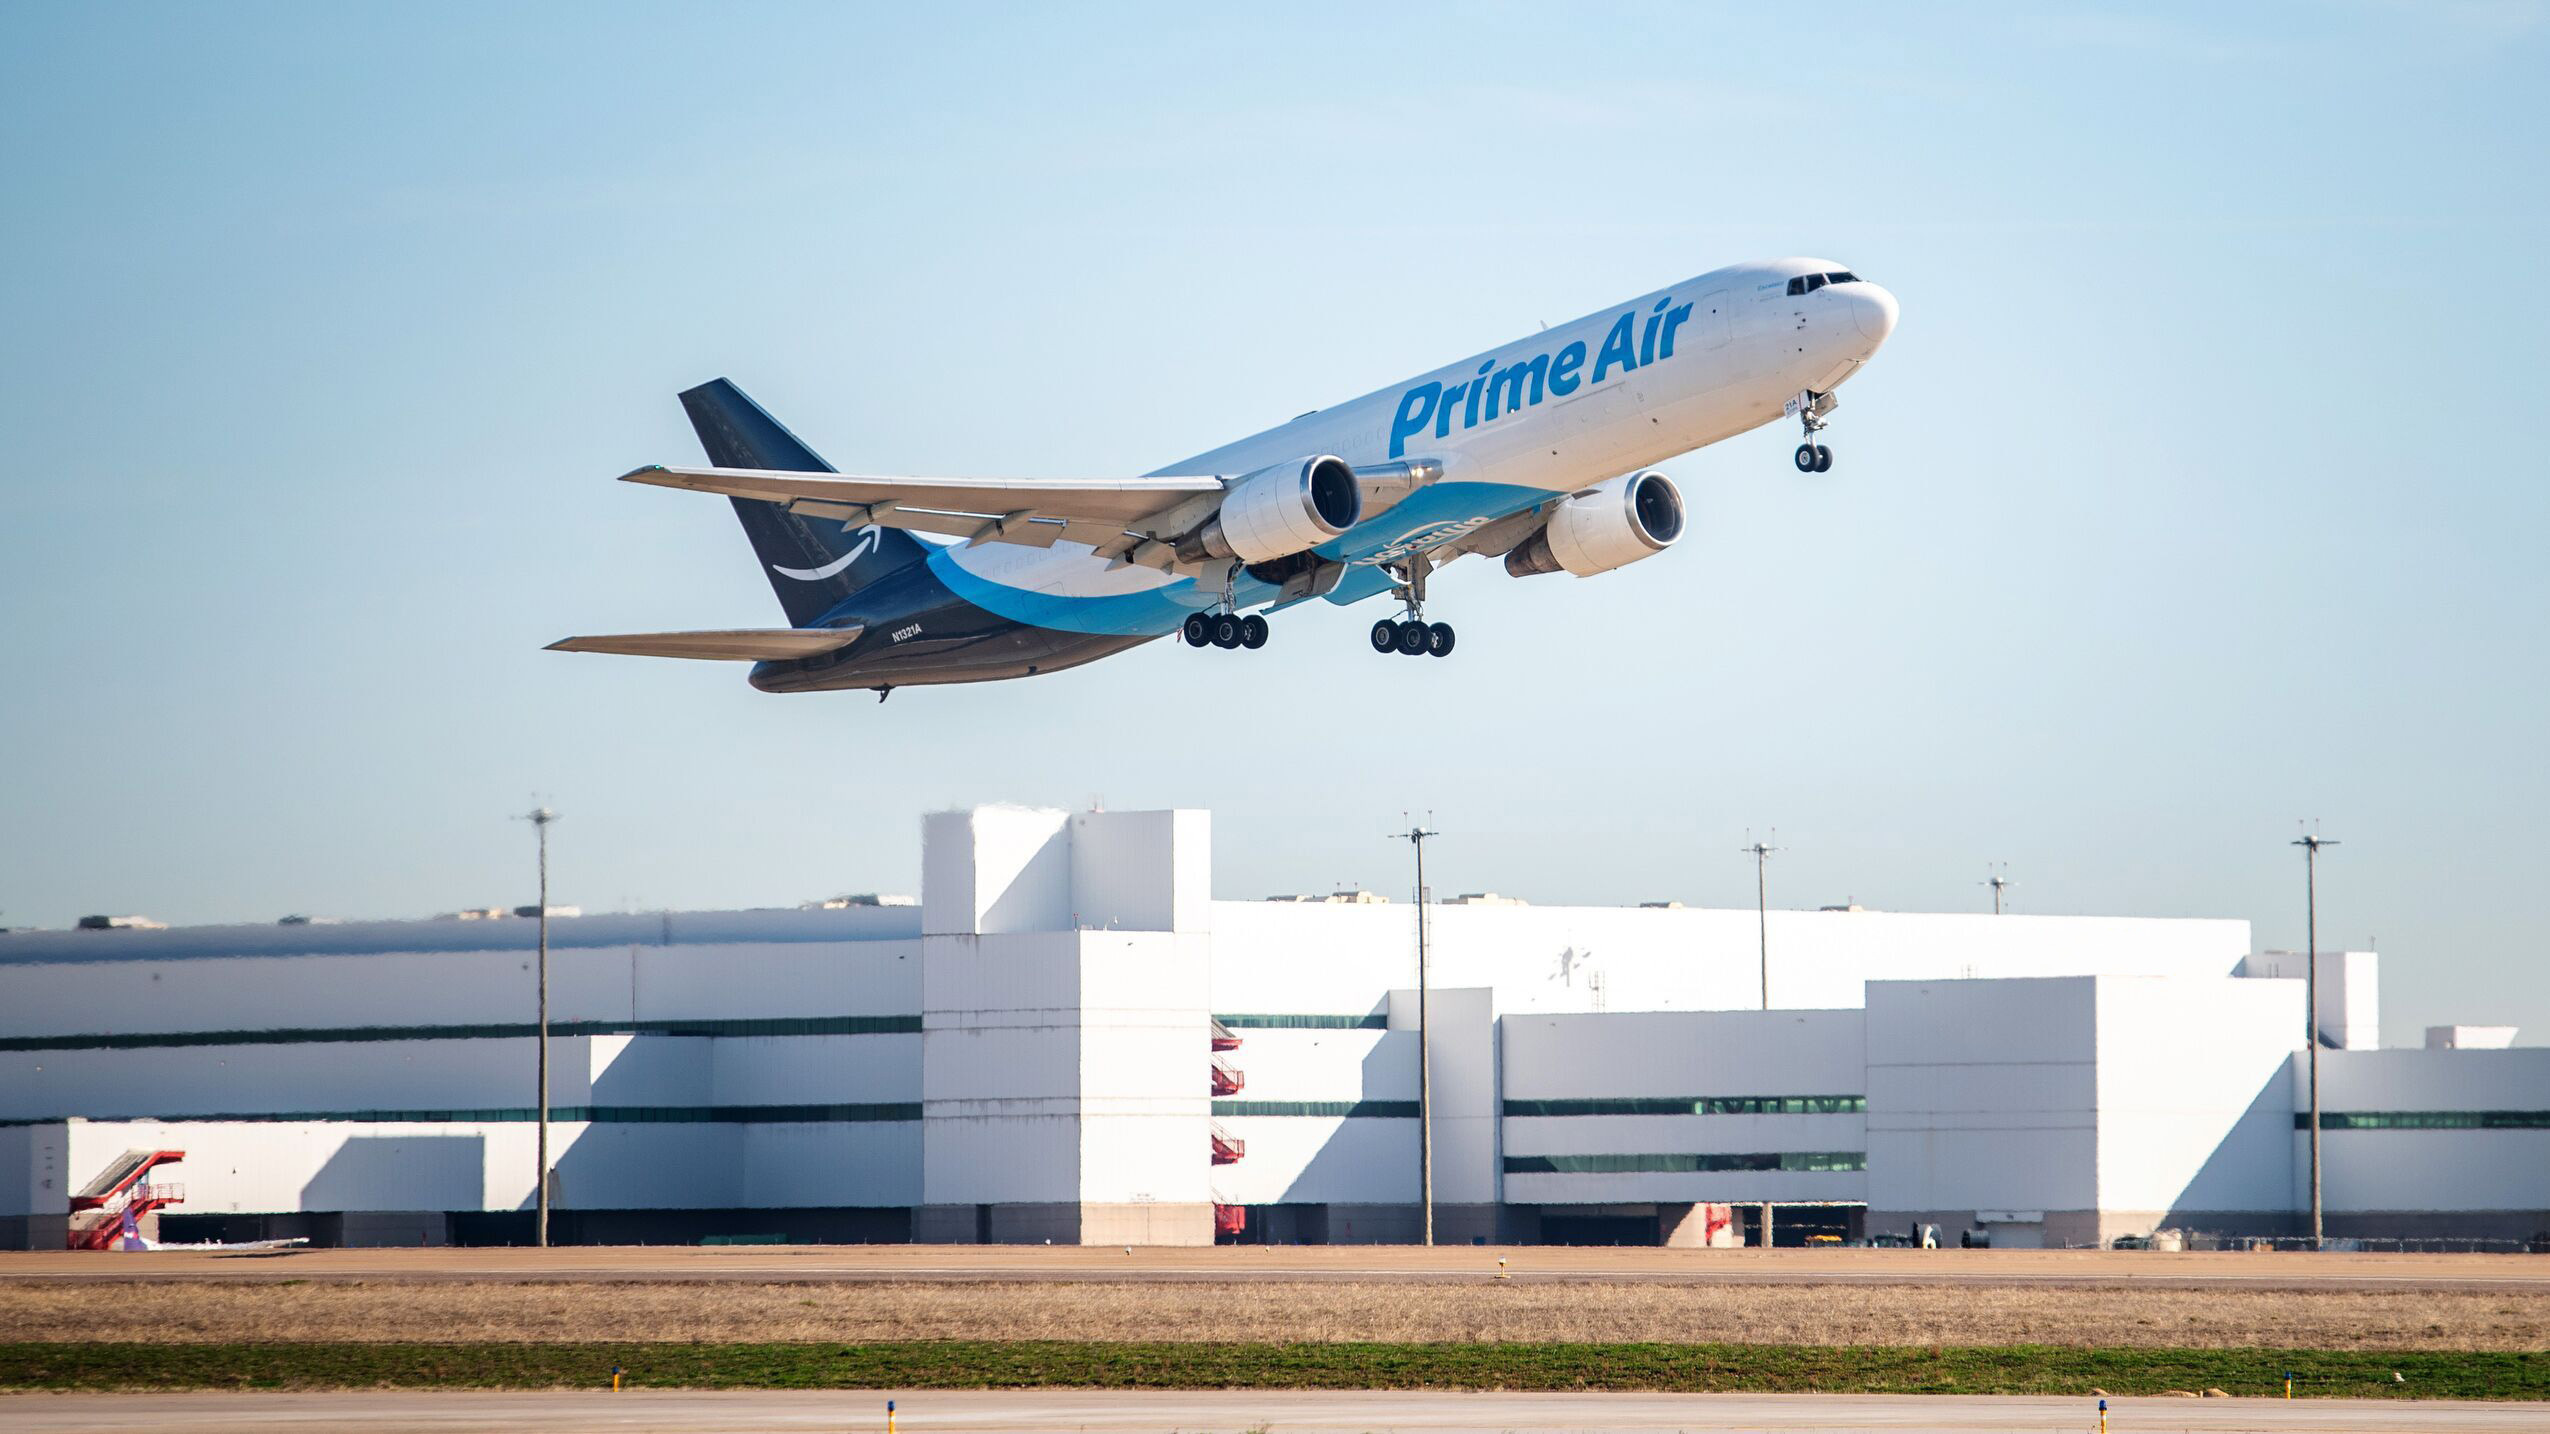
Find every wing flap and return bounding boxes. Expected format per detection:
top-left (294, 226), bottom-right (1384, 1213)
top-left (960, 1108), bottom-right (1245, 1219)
top-left (545, 627), bottom-right (865, 661)
top-left (621, 465), bottom-right (1225, 551)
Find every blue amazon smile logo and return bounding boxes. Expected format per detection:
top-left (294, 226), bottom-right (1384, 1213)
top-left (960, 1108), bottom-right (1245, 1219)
top-left (1388, 297), bottom-right (1695, 459)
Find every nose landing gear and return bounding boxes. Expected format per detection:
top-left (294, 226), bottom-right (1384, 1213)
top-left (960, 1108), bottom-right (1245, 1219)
top-left (1787, 388), bottom-right (1838, 472)
top-left (1370, 554), bottom-right (1455, 658)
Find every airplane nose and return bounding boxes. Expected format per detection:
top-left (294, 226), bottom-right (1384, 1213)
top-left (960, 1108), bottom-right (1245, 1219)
top-left (1850, 283), bottom-right (1899, 346)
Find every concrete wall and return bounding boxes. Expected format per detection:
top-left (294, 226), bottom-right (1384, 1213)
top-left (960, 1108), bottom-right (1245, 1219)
top-left (1502, 1009), bottom-right (1869, 1206)
top-left (1208, 903), bottom-right (2252, 1019)
top-left (2092, 976), bottom-right (2301, 1237)
top-left (918, 809), bottom-right (1211, 1242)
top-left (4, 1029), bottom-right (921, 1121)
top-left (1865, 978), bottom-right (2099, 1239)
top-left (1502, 1009), bottom-right (1865, 1099)
top-left (2241, 950), bottom-right (2378, 1051)
top-left (2310, 1048), bottom-right (2550, 1216)
top-left (0, 912), bottom-right (919, 1041)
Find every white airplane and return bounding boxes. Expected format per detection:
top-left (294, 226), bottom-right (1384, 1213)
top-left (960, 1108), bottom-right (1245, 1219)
top-left (551, 258), bottom-right (1898, 696)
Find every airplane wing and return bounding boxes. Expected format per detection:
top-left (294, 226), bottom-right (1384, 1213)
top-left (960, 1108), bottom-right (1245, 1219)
top-left (545, 627), bottom-right (866, 661)
top-left (621, 465), bottom-right (1227, 563)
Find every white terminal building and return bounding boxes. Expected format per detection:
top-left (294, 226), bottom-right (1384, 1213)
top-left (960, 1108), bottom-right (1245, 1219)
top-left (3, 807), bottom-right (2542, 1250)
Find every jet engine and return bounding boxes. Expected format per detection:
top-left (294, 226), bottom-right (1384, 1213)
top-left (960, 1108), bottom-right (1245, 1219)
top-left (1502, 470), bottom-right (1685, 578)
top-left (1176, 455), bottom-right (1362, 565)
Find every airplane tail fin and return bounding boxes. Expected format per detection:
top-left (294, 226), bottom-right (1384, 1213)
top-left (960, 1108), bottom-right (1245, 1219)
top-left (677, 379), bottom-right (927, 627)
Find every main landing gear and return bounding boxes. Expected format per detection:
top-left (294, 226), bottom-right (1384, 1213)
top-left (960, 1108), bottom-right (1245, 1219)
top-left (1183, 563), bottom-right (1270, 652)
top-left (1183, 611), bottom-right (1268, 651)
top-left (1789, 388), bottom-right (1837, 473)
top-left (1370, 554), bottom-right (1455, 658)
top-left (1370, 616), bottom-right (1454, 657)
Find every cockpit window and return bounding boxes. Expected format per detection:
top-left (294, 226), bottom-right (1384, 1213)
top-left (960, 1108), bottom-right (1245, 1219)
top-left (1787, 270), bottom-right (1864, 295)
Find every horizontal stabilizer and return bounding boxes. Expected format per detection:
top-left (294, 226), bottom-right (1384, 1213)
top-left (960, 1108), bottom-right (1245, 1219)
top-left (544, 627), bottom-right (865, 661)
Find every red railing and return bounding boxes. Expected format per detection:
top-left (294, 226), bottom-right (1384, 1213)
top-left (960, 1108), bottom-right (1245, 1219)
top-left (70, 1183), bottom-right (187, 1250)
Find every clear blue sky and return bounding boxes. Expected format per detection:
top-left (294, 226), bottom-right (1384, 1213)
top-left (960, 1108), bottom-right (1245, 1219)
top-left (3, 3), bottom-right (2543, 1046)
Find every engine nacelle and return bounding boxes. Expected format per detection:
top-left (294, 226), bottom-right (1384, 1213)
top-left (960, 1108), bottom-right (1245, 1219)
top-left (1177, 455), bottom-right (1362, 565)
top-left (1503, 470), bottom-right (1685, 578)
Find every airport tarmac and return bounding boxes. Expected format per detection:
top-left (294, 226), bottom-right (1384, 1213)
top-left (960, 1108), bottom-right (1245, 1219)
top-left (2, 1243), bottom-right (2542, 1291)
top-left (0, 1390), bottom-right (2542, 1432)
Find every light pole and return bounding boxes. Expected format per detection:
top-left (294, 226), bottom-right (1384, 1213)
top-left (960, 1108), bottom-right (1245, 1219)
top-left (1740, 833), bottom-right (1777, 1247)
top-left (1395, 821), bottom-right (1438, 1247)
top-left (1982, 863), bottom-right (2013, 916)
top-left (1741, 835), bottom-right (1778, 1010)
top-left (2293, 829), bottom-right (2338, 1252)
top-left (523, 805), bottom-right (559, 1248)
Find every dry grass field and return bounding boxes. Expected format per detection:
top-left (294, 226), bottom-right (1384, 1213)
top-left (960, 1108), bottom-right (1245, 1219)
top-left (3, 1276), bottom-right (2542, 1350)
top-left (8, 1244), bottom-right (2543, 1286)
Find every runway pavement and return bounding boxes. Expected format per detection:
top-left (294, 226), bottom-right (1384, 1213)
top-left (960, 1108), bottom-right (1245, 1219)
top-left (2, 1243), bottom-right (2542, 1291)
top-left (1, 1389), bottom-right (2542, 1432)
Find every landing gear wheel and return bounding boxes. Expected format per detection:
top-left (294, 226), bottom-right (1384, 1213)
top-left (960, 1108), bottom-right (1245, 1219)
top-left (1210, 614), bottom-right (1243, 649)
top-left (1813, 444), bottom-right (1833, 473)
top-left (1426, 622), bottom-right (1456, 657)
top-left (1395, 619), bottom-right (1431, 655)
top-left (1183, 613), bottom-right (1211, 647)
top-left (1370, 619), bottom-right (1398, 653)
top-left (1794, 443), bottom-right (1819, 473)
top-left (1238, 615), bottom-right (1268, 650)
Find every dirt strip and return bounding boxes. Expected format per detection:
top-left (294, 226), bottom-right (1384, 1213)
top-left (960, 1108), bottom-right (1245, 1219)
top-left (3, 1277), bottom-right (2543, 1350)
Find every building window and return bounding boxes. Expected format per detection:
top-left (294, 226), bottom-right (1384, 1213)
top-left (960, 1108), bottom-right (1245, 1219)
top-left (0, 1013), bottom-right (922, 1053)
top-left (1213, 1100), bottom-right (1420, 1118)
top-left (2307, 1110), bottom-right (2550, 1130)
top-left (1503, 1095), bottom-right (1866, 1117)
top-left (1211, 1013), bottom-right (1388, 1030)
top-left (1502, 1151), bottom-right (1866, 1175)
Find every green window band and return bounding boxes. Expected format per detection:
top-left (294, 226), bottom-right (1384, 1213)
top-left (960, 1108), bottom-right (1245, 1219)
top-left (1213, 1100), bottom-right (1420, 1118)
top-left (2305, 1111), bottom-right (2549, 1130)
top-left (0, 1014), bottom-right (921, 1053)
top-left (1505, 1151), bottom-right (1866, 1175)
top-left (1504, 1096), bottom-right (1866, 1117)
top-left (0, 1103), bottom-right (919, 1127)
top-left (1211, 1013), bottom-right (1388, 1030)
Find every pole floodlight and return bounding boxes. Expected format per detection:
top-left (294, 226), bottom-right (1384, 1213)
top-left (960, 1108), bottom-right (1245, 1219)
top-left (1394, 819), bottom-right (1438, 1247)
top-left (1981, 862), bottom-right (2013, 916)
top-left (2292, 827), bottom-right (2338, 1253)
top-left (1740, 834), bottom-right (1778, 1010)
top-left (1740, 831), bottom-right (1778, 1249)
top-left (522, 805), bottom-right (559, 1248)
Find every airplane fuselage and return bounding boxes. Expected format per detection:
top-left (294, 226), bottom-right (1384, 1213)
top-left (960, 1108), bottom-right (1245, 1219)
top-left (749, 257), bottom-right (1897, 692)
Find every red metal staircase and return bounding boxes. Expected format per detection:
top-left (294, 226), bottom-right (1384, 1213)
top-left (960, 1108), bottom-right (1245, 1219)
top-left (1208, 1018), bottom-right (1245, 1235)
top-left (1207, 1018), bottom-right (1243, 1163)
top-left (68, 1149), bottom-right (186, 1250)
